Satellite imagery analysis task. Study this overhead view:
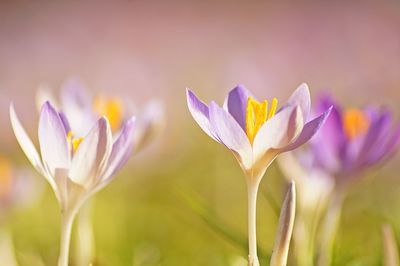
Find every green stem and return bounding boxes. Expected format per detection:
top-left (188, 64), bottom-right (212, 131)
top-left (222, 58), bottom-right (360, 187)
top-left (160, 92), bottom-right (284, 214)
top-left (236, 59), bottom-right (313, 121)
top-left (75, 202), bottom-right (95, 266)
top-left (247, 181), bottom-right (260, 266)
top-left (58, 210), bottom-right (76, 266)
top-left (318, 193), bottom-right (344, 266)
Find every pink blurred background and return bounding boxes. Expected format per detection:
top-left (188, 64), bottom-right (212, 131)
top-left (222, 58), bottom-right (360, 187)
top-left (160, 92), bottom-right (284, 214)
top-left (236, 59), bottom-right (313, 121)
top-left (0, 0), bottom-right (399, 150)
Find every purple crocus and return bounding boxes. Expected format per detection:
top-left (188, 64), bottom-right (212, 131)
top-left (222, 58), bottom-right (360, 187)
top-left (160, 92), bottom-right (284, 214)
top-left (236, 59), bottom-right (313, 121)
top-left (187, 84), bottom-right (331, 183)
top-left (310, 94), bottom-right (400, 183)
top-left (186, 83), bottom-right (331, 265)
top-left (10, 101), bottom-right (136, 266)
top-left (279, 94), bottom-right (400, 266)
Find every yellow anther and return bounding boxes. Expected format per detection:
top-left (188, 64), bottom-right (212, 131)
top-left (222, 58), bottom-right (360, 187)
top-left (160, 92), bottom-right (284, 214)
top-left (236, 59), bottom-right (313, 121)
top-left (268, 98), bottom-right (278, 119)
top-left (343, 108), bottom-right (370, 140)
top-left (72, 138), bottom-right (84, 152)
top-left (246, 96), bottom-right (278, 144)
top-left (0, 156), bottom-right (13, 199)
top-left (67, 131), bottom-right (84, 152)
top-left (93, 95), bottom-right (123, 131)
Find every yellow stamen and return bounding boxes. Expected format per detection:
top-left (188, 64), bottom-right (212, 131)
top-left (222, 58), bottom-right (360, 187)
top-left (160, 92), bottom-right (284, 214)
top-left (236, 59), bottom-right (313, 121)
top-left (268, 98), bottom-right (278, 119)
top-left (246, 96), bottom-right (279, 144)
top-left (67, 131), bottom-right (84, 152)
top-left (72, 138), bottom-right (84, 151)
top-left (0, 156), bottom-right (13, 199)
top-left (343, 108), bottom-right (370, 140)
top-left (93, 95), bottom-right (123, 131)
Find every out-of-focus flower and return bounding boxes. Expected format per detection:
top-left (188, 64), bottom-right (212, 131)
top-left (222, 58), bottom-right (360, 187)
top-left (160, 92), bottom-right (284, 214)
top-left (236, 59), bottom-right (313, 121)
top-left (0, 156), bottom-right (42, 217)
top-left (10, 101), bottom-right (136, 209)
top-left (10, 101), bottom-right (136, 266)
top-left (279, 94), bottom-right (400, 266)
top-left (37, 78), bottom-right (164, 266)
top-left (279, 151), bottom-right (334, 212)
top-left (36, 78), bottom-right (165, 153)
top-left (278, 152), bottom-right (333, 266)
top-left (309, 94), bottom-right (400, 184)
top-left (186, 83), bottom-right (330, 266)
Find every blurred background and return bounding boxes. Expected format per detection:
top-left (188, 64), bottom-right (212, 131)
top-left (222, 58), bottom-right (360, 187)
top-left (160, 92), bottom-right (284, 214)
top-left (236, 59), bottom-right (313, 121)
top-left (0, 1), bottom-right (399, 265)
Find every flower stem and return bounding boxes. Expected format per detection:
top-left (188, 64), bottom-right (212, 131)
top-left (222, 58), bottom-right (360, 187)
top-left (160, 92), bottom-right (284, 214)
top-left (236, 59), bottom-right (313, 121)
top-left (75, 202), bottom-right (95, 266)
top-left (247, 181), bottom-right (260, 266)
top-left (318, 193), bottom-right (344, 266)
top-left (58, 210), bottom-right (76, 266)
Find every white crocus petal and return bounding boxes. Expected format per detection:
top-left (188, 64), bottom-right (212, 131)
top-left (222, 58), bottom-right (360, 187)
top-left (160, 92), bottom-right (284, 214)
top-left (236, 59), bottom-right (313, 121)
top-left (287, 83), bottom-right (311, 121)
top-left (253, 106), bottom-right (303, 164)
top-left (208, 101), bottom-right (253, 169)
top-left (69, 117), bottom-right (112, 189)
top-left (186, 89), bottom-right (219, 142)
top-left (96, 117), bottom-right (136, 192)
top-left (278, 152), bottom-right (334, 210)
top-left (9, 104), bottom-right (47, 177)
top-left (38, 102), bottom-right (71, 176)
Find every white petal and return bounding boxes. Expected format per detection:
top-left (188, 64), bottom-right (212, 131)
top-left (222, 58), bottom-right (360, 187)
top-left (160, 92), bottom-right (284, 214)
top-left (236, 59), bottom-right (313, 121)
top-left (253, 106), bottom-right (303, 163)
top-left (10, 104), bottom-right (43, 173)
top-left (38, 102), bottom-right (71, 175)
top-left (287, 83), bottom-right (311, 121)
top-left (208, 101), bottom-right (253, 169)
top-left (69, 117), bottom-right (112, 188)
top-left (10, 103), bottom-right (57, 190)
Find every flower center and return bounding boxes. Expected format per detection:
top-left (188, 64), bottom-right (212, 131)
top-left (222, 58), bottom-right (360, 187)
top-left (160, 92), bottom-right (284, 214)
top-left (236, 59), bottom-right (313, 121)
top-left (67, 131), bottom-right (84, 153)
top-left (343, 108), bottom-right (370, 140)
top-left (245, 96), bottom-right (278, 144)
top-left (0, 156), bottom-right (13, 199)
top-left (93, 95), bottom-right (123, 131)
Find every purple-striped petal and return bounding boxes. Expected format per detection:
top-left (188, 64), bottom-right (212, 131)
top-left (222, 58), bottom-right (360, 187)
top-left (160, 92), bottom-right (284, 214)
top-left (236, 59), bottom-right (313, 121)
top-left (223, 85), bottom-right (254, 132)
top-left (253, 106), bottom-right (303, 161)
top-left (69, 117), bottom-right (112, 188)
top-left (364, 117), bottom-right (400, 166)
top-left (186, 89), bottom-right (219, 142)
top-left (38, 101), bottom-right (70, 176)
top-left (311, 96), bottom-right (344, 171)
top-left (58, 112), bottom-right (71, 134)
top-left (287, 83), bottom-right (311, 121)
top-left (378, 123), bottom-right (400, 162)
top-left (355, 110), bottom-right (392, 166)
top-left (282, 106), bottom-right (332, 152)
top-left (208, 101), bottom-right (252, 168)
top-left (9, 104), bottom-right (47, 177)
top-left (102, 116), bottom-right (136, 182)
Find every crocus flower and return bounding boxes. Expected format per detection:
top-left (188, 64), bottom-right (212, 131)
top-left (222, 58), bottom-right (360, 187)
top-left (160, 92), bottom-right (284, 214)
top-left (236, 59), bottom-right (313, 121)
top-left (186, 84), bottom-right (331, 265)
top-left (310, 94), bottom-right (400, 184)
top-left (36, 79), bottom-right (164, 265)
top-left (10, 101), bottom-right (136, 266)
top-left (279, 94), bottom-right (400, 266)
top-left (36, 78), bottom-right (165, 152)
